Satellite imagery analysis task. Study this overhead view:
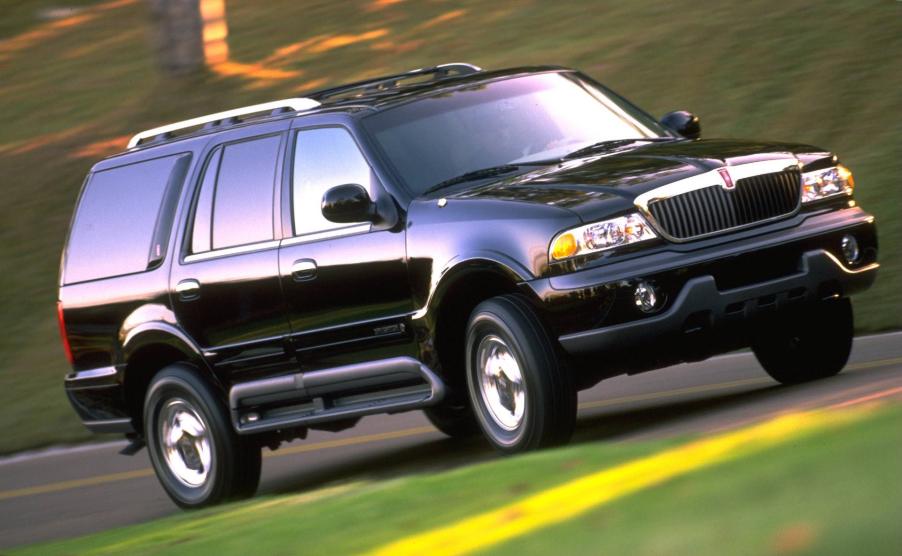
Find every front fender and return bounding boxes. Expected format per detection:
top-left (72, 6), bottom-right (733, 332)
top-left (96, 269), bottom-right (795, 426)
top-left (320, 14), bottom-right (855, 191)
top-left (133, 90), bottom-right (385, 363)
top-left (413, 254), bottom-right (530, 321)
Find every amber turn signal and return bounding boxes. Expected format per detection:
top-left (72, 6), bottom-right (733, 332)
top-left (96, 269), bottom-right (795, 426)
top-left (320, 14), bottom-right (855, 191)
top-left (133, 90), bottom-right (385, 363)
top-left (837, 164), bottom-right (854, 190)
top-left (551, 232), bottom-right (578, 260)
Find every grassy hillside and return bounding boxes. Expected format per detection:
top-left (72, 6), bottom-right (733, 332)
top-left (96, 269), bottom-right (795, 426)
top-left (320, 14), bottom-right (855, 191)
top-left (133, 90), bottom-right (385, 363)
top-left (1, 0), bottom-right (900, 453)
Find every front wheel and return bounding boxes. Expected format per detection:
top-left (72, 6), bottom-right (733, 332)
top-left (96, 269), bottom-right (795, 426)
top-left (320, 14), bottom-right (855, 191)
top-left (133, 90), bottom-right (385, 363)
top-left (465, 295), bottom-right (576, 453)
top-left (752, 298), bottom-right (854, 385)
top-left (144, 364), bottom-right (261, 508)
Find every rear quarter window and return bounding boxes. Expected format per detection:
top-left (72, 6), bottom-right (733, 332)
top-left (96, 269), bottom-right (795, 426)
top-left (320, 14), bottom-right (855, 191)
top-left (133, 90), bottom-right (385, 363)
top-left (63, 153), bottom-right (190, 284)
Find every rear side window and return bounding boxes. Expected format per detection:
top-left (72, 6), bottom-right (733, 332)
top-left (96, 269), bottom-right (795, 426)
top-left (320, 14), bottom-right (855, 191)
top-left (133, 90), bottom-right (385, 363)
top-left (64, 154), bottom-right (189, 284)
top-left (189, 135), bottom-right (281, 253)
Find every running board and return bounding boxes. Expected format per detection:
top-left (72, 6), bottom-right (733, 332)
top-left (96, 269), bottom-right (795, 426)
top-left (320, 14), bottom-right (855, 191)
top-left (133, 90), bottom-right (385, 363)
top-left (229, 357), bottom-right (445, 434)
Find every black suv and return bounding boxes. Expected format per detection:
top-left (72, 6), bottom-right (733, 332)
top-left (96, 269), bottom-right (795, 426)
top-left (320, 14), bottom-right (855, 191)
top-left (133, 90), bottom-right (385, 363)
top-left (59, 63), bottom-right (878, 507)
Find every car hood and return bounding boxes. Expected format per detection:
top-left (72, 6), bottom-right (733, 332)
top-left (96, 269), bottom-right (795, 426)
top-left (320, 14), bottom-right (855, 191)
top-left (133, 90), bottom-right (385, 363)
top-left (443, 138), bottom-right (832, 222)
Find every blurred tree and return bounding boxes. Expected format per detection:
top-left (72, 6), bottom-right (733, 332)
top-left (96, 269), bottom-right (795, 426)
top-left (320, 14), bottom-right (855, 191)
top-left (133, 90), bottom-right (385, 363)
top-left (148, 0), bottom-right (205, 75)
top-left (148, 0), bottom-right (229, 75)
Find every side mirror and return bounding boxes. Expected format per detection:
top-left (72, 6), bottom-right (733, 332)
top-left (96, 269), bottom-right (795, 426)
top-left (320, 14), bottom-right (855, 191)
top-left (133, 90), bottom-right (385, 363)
top-left (322, 183), bottom-right (377, 224)
top-left (660, 110), bottom-right (701, 140)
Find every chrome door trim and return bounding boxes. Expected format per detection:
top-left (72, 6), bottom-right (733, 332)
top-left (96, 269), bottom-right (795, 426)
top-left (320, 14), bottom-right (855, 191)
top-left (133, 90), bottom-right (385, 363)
top-left (281, 223), bottom-right (371, 247)
top-left (184, 240), bottom-right (280, 263)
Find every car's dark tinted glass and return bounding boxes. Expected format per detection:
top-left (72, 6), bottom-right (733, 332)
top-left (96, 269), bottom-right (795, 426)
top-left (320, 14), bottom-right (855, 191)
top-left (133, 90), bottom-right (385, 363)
top-left (362, 72), bottom-right (669, 195)
top-left (64, 154), bottom-right (185, 284)
top-left (190, 148), bottom-right (221, 254)
top-left (292, 127), bottom-right (373, 236)
top-left (211, 135), bottom-right (281, 250)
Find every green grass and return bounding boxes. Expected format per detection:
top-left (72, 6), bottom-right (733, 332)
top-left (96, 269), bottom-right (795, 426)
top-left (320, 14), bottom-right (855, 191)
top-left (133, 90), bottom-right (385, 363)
top-left (1, 0), bottom-right (901, 454)
top-left (12, 405), bottom-right (902, 555)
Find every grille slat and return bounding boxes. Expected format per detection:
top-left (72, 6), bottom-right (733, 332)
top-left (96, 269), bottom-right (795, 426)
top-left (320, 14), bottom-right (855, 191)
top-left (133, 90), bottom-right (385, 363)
top-left (647, 168), bottom-right (801, 240)
top-left (683, 195), bottom-right (705, 235)
top-left (702, 187), bottom-right (723, 231)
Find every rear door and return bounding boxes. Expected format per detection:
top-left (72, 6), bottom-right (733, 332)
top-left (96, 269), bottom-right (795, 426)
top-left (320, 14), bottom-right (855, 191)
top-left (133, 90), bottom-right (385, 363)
top-left (278, 121), bottom-right (414, 371)
top-left (171, 120), bottom-right (294, 380)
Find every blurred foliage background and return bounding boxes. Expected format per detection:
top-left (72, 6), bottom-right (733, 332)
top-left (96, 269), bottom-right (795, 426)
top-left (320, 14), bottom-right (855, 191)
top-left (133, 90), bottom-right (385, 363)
top-left (1, 0), bottom-right (900, 454)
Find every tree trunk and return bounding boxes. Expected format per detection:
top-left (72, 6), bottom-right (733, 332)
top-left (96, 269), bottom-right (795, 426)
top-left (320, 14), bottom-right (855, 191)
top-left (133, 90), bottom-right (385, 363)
top-left (148, 0), bottom-right (205, 76)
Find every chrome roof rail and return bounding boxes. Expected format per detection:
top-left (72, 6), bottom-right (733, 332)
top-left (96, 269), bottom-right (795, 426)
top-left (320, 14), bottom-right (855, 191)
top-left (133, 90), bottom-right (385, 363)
top-left (127, 97), bottom-right (321, 149)
top-left (309, 63), bottom-right (483, 102)
top-left (434, 62), bottom-right (483, 72)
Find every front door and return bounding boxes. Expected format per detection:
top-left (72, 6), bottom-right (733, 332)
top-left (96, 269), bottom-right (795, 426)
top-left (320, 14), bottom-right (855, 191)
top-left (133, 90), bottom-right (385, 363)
top-left (171, 121), bottom-right (294, 380)
top-left (278, 124), bottom-right (414, 371)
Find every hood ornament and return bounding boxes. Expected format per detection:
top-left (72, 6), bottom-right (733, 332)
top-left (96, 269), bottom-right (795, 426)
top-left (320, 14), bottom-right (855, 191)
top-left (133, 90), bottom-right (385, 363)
top-left (717, 167), bottom-right (735, 190)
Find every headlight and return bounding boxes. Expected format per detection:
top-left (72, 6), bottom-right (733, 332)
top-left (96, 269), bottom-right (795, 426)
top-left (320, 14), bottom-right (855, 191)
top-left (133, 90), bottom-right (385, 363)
top-left (801, 164), bottom-right (854, 203)
top-left (550, 213), bottom-right (657, 261)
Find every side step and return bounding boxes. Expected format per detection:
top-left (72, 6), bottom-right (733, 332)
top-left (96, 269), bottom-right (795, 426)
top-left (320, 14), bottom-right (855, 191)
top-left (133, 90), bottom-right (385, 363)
top-left (229, 357), bottom-right (445, 434)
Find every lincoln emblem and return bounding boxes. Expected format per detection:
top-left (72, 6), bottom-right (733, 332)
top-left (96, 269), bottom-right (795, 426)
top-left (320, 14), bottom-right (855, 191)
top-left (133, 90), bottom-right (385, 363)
top-left (718, 167), bottom-right (735, 190)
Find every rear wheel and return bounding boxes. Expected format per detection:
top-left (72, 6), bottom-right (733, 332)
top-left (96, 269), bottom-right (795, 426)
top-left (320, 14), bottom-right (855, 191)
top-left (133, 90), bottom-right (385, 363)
top-left (144, 364), bottom-right (261, 508)
top-left (465, 295), bottom-right (576, 453)
top-left (752, 298), bottom-right (854, 385)
top-left (423, 398), bottom-right (479, 438)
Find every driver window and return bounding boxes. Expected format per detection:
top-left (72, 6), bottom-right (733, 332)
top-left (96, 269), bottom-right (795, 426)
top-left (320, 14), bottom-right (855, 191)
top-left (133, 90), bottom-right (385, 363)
top-left (292, 127), bottom-right (374, 236)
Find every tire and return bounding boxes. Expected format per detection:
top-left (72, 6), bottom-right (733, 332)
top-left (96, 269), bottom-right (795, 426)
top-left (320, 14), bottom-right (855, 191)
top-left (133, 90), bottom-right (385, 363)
top-left (144, 364), bottom-right (261, 508)
top-left (465, 294), bottom-right (576, 453)
top-left (752, 298), bottom-right (854, 385)
top-left (423, 398), bottom-right (479, 438)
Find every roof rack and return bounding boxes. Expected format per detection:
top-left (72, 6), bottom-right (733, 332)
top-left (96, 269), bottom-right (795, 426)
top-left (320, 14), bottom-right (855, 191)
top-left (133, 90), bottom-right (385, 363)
top-left (310, 62), bottom-right (482, 102)
top-left (127, 97), bottom-right (321, 149)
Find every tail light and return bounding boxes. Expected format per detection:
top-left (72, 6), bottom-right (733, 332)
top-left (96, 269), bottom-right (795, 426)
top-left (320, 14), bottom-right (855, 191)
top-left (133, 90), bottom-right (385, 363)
top-left (57, 301), bottom-right (73, 365)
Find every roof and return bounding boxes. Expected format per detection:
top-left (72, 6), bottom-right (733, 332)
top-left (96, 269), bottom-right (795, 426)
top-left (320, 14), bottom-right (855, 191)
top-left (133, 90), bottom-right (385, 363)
top-left (124, 63), bottom-right (572, 151)
top-left (307, 64), bottom-right (571, 108)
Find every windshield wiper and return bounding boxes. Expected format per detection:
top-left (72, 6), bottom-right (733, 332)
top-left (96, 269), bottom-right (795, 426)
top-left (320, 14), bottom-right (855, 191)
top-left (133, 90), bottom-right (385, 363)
top-left (423, 164), bottom-right (526, 194)
top-left (563, 137), bottom-right (676, 159)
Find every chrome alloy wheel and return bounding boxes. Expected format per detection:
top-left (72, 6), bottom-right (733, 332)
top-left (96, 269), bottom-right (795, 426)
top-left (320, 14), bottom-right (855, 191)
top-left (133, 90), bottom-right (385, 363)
top-left (159, 399), bottom-right (213, 487)
top-left (475, 335), bottom-right (526, 431)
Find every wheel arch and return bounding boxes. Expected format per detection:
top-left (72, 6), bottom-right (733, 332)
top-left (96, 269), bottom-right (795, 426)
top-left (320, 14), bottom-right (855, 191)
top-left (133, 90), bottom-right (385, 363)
top-left (424, 258), bottom-right (538, 394)
top-left (121, 323), bottom-right (217, 433)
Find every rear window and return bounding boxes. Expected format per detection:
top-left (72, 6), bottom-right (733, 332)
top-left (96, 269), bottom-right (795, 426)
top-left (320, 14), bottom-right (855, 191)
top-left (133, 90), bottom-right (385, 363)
top-left (64, 154), bottom-right (189, 284)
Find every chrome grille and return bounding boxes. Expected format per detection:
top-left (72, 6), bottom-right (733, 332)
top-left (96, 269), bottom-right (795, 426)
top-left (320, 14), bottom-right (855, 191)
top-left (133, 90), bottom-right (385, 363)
top-left (647, 169), bottom-right (801, 240)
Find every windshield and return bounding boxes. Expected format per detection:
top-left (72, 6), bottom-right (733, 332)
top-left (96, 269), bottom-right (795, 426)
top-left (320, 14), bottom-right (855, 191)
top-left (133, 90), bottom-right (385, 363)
top-left (361, 72), bottom-right (671, 195)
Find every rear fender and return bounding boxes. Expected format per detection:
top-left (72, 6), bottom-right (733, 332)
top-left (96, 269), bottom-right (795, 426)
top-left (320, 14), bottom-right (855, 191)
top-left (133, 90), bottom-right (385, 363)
top-left (119, 304), bottom-right (214, 381)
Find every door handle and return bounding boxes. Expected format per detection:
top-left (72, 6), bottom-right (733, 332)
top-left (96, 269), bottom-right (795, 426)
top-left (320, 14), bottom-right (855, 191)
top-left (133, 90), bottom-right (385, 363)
top-left (291, 259), bottom-right (317, 282)
top-left (176, 279), bottom-right (201, 301)
top-left (291, 259), bottom-right (316, 282)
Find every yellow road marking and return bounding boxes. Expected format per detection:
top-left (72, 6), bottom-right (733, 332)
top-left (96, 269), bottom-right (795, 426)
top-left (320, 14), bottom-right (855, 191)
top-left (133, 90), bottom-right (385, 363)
top-left (847, 356), bottom-right (902, 371)
top-left (264, 426), bottom-right (435, 459)
top-left (577, 376), bottom-right (770, 410)
top-left (0, 468), bottom-right (154, 501)
top-left (366, 407), bottom-right (869, 556)
top-left (576, 356), bottom-right (902, 412)
top-left (1, 356), bottom-right (899, 502)
top-left (0, 427), bottom-right (435, 502)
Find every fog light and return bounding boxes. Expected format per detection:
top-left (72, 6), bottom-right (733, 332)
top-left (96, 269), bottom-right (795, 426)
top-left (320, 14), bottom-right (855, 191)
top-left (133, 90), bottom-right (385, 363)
top-left (841, 234), bottom-right (860, 265)
top-left (634, 281), bottom-right (659, 313)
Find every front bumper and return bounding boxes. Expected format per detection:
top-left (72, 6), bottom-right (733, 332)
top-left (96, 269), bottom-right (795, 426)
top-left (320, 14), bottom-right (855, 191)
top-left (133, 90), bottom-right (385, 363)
top-left (523, 207), bottom-right (878, 370)
top-left (558, 249), bottom-right (876, 355)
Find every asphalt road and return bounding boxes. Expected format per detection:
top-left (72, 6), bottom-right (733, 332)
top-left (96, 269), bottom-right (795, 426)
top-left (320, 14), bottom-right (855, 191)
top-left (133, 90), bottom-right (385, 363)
top-left (2, 332), bottom-right (901, 550)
